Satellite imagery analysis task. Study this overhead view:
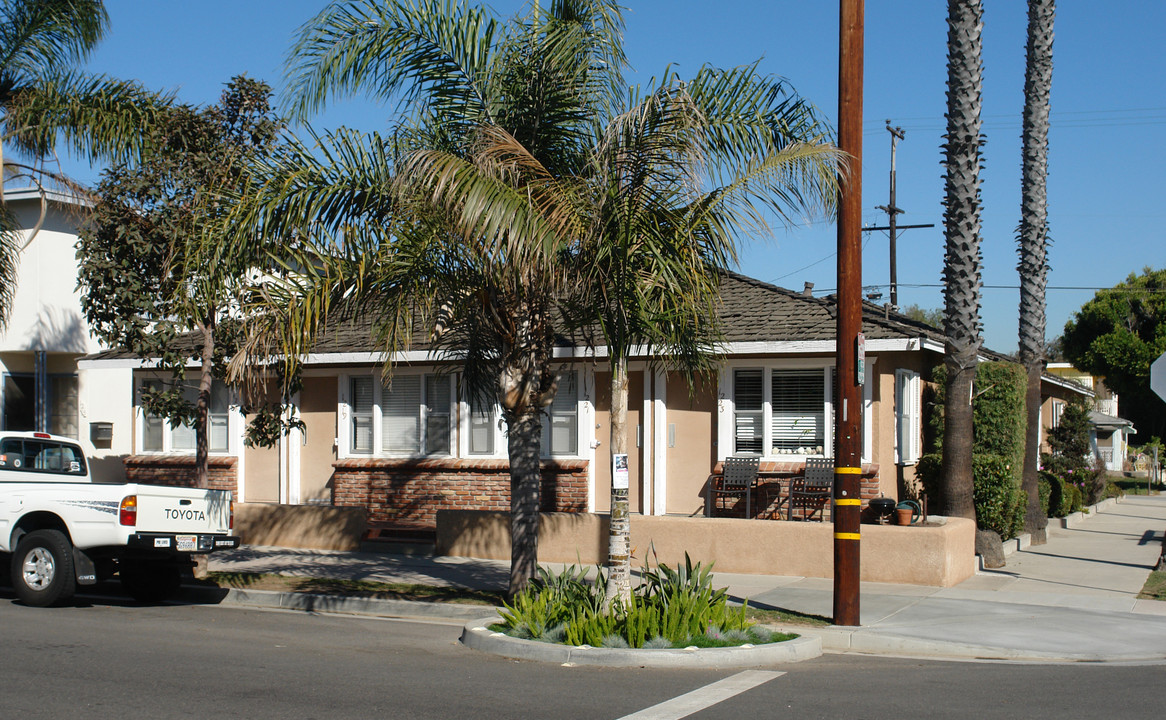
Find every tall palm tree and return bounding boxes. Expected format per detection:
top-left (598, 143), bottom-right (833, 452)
top-left (230, 0), bottom-right (837, 598)
top-left (573, 69), bottom-right (838, 605)
top-left (1017, 0), bottom-right (1055, 542)
top-left (232, 0), bottom-right (626, 596)
top-left (1, 0), bottom-right (171, 327)
top-left (940, 0), bottom-right (985, 520)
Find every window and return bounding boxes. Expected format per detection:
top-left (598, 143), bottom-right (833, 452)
top-left (346, 373), bottom-right (453, 456)
top-left (542, 372), bottom-right (578, 457)
top-left (733, 369), bottom-right (763, 454)
top-left (140, 379), bottom-right (231, 453)
top-left (894, 369), bottom-right (921, 465)
top-left (730, 366), bottom-right (833, 458)
top-left (467, 394), bottom-right (497, 456)
top-left (771, 369), bottom-right (826, 454)
top-left (2, 373), bottom-right (79, 439)
top-left (0, 437), bottom-right (87, 477)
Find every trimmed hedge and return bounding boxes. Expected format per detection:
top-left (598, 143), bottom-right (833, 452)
top-left (922, 361), bottom-right (1028, 539)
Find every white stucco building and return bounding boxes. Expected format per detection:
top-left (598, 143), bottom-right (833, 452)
top-left (1, 187), bottom-right (133, 480)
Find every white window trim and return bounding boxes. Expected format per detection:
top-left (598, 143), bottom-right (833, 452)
top-left (452, 369), bottom-right (589, 461)
top-left (337, 371), bottom-right (456, 459)
top-left (717, 359), bottom-right (874, 465)
top-left (894, 368), bottom-right (922, 465)
top-left (718, 360), bottom-right (837, 463)
top-left (133, 376), bottom-right (240, 456)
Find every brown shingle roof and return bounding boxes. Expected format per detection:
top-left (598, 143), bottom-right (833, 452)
top-left (84, 271), bottom-right (947, 362)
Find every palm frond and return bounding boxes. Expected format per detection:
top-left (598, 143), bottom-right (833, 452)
top-left (0, 0), bottom-right (108, 91)
top-left (285, 0), bottom-right (500, 125)
top-left (3, 70), bottom-right (175, 164)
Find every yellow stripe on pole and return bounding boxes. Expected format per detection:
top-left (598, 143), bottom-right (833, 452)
top-left (834, 466), bottom-right (863, 474)
top-left (835, 498), bottom-right (862, 506)
top-left (834, 532), bottom-right (861, 540)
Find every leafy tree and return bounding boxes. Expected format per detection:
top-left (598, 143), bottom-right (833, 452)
top-left (901, 304), bottom-right (943, 328)
top-left (1061, 267), bottom-right (1166, 442)
top-left (78, 76), bottom-right (285, 487)
top-left (1, 0), bottom-right (171, 327)
top-left (229, 0), bottom-right (837, 597)
top-left (939, 0), bottom-right (986, 520)
top-left (1016, 0), bottom-right (1055, 542)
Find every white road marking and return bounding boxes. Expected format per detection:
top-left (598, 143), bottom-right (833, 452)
top-left (616, 670), bottom-right (785, 720)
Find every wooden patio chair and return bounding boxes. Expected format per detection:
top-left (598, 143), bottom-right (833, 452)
top-left (788, 457), bottom-right (834, 521)
top-left (709, 455), bottom-right (760, 518)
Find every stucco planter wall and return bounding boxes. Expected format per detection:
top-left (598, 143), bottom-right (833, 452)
top-left (438, 511), bottom-right (976, 587)
top-left (234, 502), bottom-right (368, 551)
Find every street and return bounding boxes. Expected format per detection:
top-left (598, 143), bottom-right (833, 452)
top-left (1, 595), bottom-right (1162, 720)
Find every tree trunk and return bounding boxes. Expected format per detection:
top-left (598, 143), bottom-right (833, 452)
top-left (1022, 364), bottom-right (1046, 539)
top-left (940, 360), bottom-right (977, 519)
top-left (507, 406), bottom-right (542, 598)
top-left (940, 0), bottom-right (985, 522)
top-left (604, 357), bottom-right (632, 609)
top-left (195, 320), bottom-right (214, 490)
top-left (1018, 0), bottom-right (1055, 543)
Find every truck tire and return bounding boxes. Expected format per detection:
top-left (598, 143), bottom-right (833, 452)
top-left (11, 529), bottom-right (77, 607)
top-left (119, 559), bottom-right (182, 604)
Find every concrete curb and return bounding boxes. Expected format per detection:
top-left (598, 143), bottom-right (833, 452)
top-left (179, 585), bottom-right (498, 621)
top-left (459, 616), bottom-right (823, 667)
top-left (781, 625), bottom-right (1166, 664)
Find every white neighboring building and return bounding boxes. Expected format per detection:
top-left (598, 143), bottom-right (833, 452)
top-left (0, 187), bottom-right (133, 481)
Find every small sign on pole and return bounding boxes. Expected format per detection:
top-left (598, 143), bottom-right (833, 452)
top-left (613, 454), bottom-right (629, 490)
top-left (856, 332), bottom-right (866, 386)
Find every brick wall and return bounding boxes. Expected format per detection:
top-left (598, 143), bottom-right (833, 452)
top-left (332, 457), bottom-right (589, 528)
top-left (124, 455), bottom-right (238, 495)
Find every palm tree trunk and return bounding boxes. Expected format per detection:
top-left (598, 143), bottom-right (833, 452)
top-left (507, 405), bottom-right (542, 598)
top-left (940, 0), bottom-right (985, 521)
top-left (1018, 0), bottom-right (1055, 542)
top-left (604, 356), bottom-right (632, 608)
top-left (196, 319), bottom-right (214, 490)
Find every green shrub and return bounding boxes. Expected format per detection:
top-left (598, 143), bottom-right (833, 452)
top-left (917, 452), bottom-right (1026, 539)
top-left (923, 362), bottom-right (1027, 531)
top-left (497, 554), bottom-right (782, 649)
top-left (973, 454), bottom-right (1026, 540)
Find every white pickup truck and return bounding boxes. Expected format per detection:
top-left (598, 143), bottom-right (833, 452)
top-left (0, 431), bottom-right (240, 606)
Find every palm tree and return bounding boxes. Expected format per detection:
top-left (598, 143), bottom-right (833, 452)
top-left (230, 0), bottom-right (837, 598)
top-left (1, 0), bottom-right (171, 327)
top-left (939, 0), bottom-right (985, 520)
top-left (232, 0), bottom-right (626, 596)
top-left (574, 69), bottom-right (838, 605)
top-left (1017, 0), bottom-right (1055, 542)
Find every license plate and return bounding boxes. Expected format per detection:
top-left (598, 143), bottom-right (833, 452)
top-left (176, 535), bottom-right (197, 552)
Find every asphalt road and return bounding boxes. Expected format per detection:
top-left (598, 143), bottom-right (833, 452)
top-left (1, 595), bottom-right (1162, 720)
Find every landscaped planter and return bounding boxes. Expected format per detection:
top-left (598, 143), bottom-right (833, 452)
top-left (460, 615), bottom-right (822, 667)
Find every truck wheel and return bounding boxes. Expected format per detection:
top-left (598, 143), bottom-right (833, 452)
top-left (11, 529), bottom-right (77, 607)
top-left (119, 560), bottom-right (182, 604)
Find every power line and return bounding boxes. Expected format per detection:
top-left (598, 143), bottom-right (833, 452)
top-left (811, 283), bottom-right (1166, 294)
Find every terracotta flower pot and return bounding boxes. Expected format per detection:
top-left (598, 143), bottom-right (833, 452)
top-left (896, 507), bottom-right (914, 526)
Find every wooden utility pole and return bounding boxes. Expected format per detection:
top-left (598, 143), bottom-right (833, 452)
top-left (834, 0), bottom-right (864, 628)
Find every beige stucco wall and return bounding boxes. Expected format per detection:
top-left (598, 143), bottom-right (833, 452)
top-left (234, 502), bottom-right (366, 551)
top-left (437, 511), bottom-right (976, 587)
top-left (298, 376), bottom-right (338, 502)
top-left (665, 374), bottom-right (717, 515)
top-left (592, 370), bottom-right (645, 513)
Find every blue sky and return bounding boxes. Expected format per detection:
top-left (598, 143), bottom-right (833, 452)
top-left (65, 0), bottom-right (1165, 353)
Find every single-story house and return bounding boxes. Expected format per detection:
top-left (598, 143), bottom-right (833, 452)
top-left (78, 271), bottom-right (1092, 531)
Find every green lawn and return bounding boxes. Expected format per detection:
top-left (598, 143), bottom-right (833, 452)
top-left (1138, 568), bottom-right (1166, 601)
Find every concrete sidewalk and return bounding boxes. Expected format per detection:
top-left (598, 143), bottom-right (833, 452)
top-left (208, 493), bottom-right (1166, 664)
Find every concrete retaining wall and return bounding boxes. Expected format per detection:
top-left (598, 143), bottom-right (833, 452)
top-left (235, 503), bottom-right (368, 551)
top-left (437, 511), bottom-right (976, 587)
